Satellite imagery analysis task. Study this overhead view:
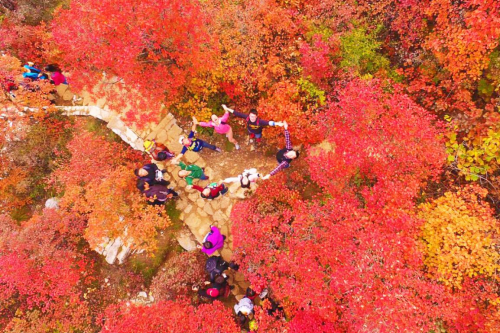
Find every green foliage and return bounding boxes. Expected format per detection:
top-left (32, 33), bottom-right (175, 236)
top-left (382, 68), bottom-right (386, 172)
top-left (446, 127), bottom-right (500, 181)
top-left (297, 77), bottom-right (326, 106)
top-left (340, 24), bottom-right (390, 76)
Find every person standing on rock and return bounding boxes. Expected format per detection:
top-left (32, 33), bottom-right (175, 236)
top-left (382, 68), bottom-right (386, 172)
top-left (192, 182), bottom-right (228, 200)
top-left (198, 225), bottom-right (226, 255)
top-left (262, 121), bottom-right (300, 179)
top-left (136, 179), bottom-right (178, 205)
top-left (143, 139), bottom-right (175, 161)
top-left (223, 168), bottom-right (261, 189)
top-left (134, 163), bottom-right (170, 187)
top-left (194, 107), bottom-right (240, 149)
top-left (222, 104), bottom-right (283, 144)
top-left (172, 159), bottom-right (209, 188)
top-left (173, 122), bottom-right (221, 163)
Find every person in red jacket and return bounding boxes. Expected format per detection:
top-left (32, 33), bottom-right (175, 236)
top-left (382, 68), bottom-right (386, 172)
top-left (192, 182), bottom-right (228, 200)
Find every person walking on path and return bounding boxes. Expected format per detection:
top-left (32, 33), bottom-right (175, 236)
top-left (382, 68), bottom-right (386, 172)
top-left (173, 122), bottom-right (221, 163)
top-left (223, 168), bottom-right (261, 189)
top-left (134, 163), bottom-right (170, 187)
top-left (262, 121), bottom-right (300, 179)
top-left (192, 182), bottom-right (228, 200)
top-left (137, 180), bottom-right (178, 206)
top-left (194, 108), bottom-right (240, 149)
top-left (143, 139), bottom-right (175, 161)
top-left (222, 104), bottom-right (283, 144)
top-left (172, 160), bottom-right (208, 188)
top-left (44, 64), bottom-right (67, 86)
top-left (234, 297), bottom-right (255, 329)
top-left (192, 273), bottom-right (231, 300)
top-left (197, 225), bottom-right (225, 255)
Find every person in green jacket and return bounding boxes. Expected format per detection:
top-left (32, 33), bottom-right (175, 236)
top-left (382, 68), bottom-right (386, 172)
top-left (173, 160), bottom-right (209, 188)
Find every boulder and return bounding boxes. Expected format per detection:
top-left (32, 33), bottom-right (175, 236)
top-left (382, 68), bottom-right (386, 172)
top-left (105, 238), bottom-right (123, 265)
top-left (221, 248), bottom-right (233, 261)
top-left (116, 245), bottom-right (131, 264)
top-left (176, 229), bottom-right (198, 251)
top-left (45, 197), bottom-right (60, 209)
top-left (184, 204), bottom-right (194, 214)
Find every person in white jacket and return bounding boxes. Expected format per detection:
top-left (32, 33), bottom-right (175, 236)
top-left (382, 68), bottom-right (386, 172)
top-left (234, 296), bottom-right (255, 328)
top-left (222, 168), bottom-right (261, 189)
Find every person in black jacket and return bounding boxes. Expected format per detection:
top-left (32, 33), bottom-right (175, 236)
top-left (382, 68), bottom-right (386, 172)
top-left (222, 104), bottom-right (283, 144)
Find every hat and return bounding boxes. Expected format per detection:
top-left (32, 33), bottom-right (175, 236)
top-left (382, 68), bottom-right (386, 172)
top-left (207, 288), bottom-right (219, 297)
top-left (143, 140), bottom-right (155, 152)
top-left (179, 136), bottom-right (186, 145)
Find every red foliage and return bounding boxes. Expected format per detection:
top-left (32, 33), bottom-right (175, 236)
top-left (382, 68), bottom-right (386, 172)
top-left (52, 0), bottom-right (216, 125)
top-left (308, 79), bottom-right (445, 208)
top-left (100, 299), bottom-right (239, 333)
top-left (0, 210), bottom-right (92, 331)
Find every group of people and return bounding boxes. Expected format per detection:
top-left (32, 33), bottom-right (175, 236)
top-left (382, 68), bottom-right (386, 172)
top-left (134, 104), bottom-right (297, 328)
top-left (193, 255), bottom-right (284, 331)
top-left (2, 61), bottom-right (68, 99)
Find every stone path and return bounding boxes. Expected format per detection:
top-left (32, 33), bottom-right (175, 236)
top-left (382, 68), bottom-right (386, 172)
top-left (55, 83), bottom-right (255, 299)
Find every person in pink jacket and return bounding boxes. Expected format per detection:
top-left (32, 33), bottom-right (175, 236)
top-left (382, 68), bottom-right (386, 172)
top-left (194, 109), bottom-right (240, 150)
top-left (197, 225), bottom-right (226, 255)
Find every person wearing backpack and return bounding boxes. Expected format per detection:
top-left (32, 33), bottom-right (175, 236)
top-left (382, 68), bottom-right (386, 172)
top-left (172, 122), bottom-right (221, 163)
top-left (197, 225), bottom-right (225, 255)
top-left (143, 139), bottom-right (175, 162)
top-left (192, 182), bottom-right (228, 200)
top-left (172, 159), bottom-right (209, 188)
top-left (262, 121), bottom-right (300, 179)
top-left (192, 273), bottom-right (231, 300)
top-left (222, 104), bottom-right (283, 144)
top-left (195, 107), bottom-right (240, 149)
top-left (134, 163), bottom-right (170, 187)
top-left (136, 179), bottom-right (178, 205)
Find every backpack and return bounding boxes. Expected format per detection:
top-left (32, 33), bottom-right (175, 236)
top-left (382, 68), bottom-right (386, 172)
top-left (205, 256), bottom-right (229, 276)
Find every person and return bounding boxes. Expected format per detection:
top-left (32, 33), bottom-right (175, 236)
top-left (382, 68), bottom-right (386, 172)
top-left (44, 64), bottom-right (67, 86)
top-left (192, 182), bottom-right (228, 200)
top-left (234, 297), bottom-right (255, 328)
top-left (192, 273), bottom-right (231, 300)
top-left (143, 139), bottom-right (175, 161)
top-left (22, 62), bottom-right (48, 81)
top-left (134, 163), bottom-right (170, 187)
top-left (172, 159), bottom-right (208, 188)
top-left (172, 122), bottom-right (221, 163)
top-left (262, 121), bottom-right (299, 179)
top-left (195, 108), bottom-right (240, 149)
top-left (205, 256), bottom-right (230, 281)
top-left (137, 180), bottom-right (178, 205)
top-left (223, 168), bottom-right (260, 189)
top-left (222, 104), bottom-right (283, 144)
top-left (197, 225), bottom-right (225, 255)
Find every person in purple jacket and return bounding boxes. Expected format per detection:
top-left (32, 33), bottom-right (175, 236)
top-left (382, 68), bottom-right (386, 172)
top-left (197, 225), bottom-right (226, 255)
top-left (222, 104), bottom-right (283, 144)
top-left (262, 121), bottom-right (300, 179)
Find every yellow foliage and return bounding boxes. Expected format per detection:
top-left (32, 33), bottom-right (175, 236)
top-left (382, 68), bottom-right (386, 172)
top-left (419, 185), bottom-right (500, 288)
